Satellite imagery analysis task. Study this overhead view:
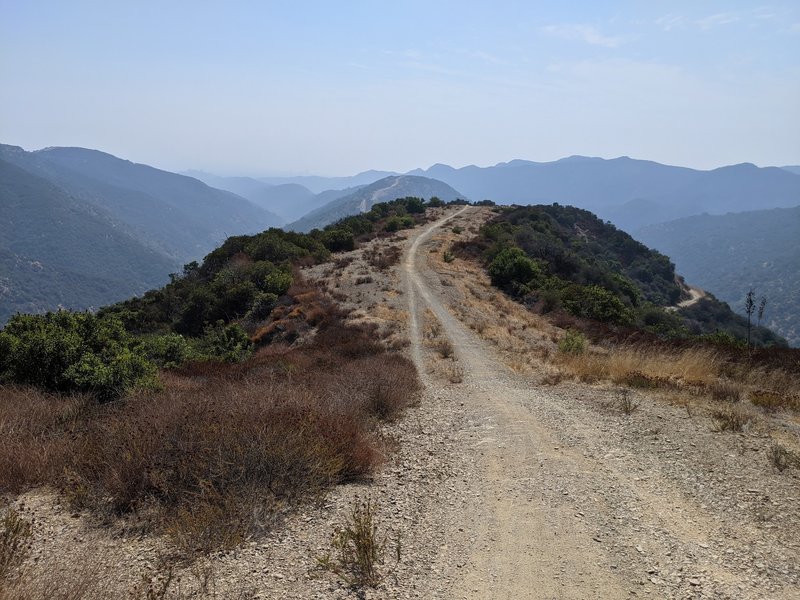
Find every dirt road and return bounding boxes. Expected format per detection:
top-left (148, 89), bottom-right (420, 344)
top-left (401, 208), bottom-right (800, 599)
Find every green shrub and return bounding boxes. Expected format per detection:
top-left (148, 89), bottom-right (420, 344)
top-left (0, 311), bottom-right (157, 401)
top-left (247, 292), bottom-right (279, 321)
top-left (137, 333), bottom-right (192, 369)
top-left (487, 247), bottom-right (544, 294)
top-left (539, 289), bottom-right (562, 313)
top-left (561, 285), bottom-right (631, 324)
top-left (558, 329), bottom-right (587, 355)
top-left (698, 331), bottom-right (746, 349)
top-left (318, 497), bottom-right (386, 588)
top-left (637, 305), bottom-right (686, 337)
top-left (384, 216), bottom-right (414, 232)
top-left (404, 198), bottom-right (426, 214)
top-left (65, 348), bottom-right (157, 401)
top-left (321, 228), bottom-right (356, 252)
top-left (427, 197), bottom-right (445, 208)
top-left (261, 269), bottom-right (293, 296)
top-left (193, 322), bottom-right (253, 363)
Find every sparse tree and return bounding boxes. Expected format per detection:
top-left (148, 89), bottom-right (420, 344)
top-left (757, 296), bottom-right (768, 328)
top-left (745, 288), bottom-right (756, 348)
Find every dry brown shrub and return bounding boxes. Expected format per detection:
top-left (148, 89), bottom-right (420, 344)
top-left (770, 444), bottom-right (800, 472)
top-left (750, 390), bottom-right (799, 413)
top-left (334, 256), bottom-right (355, 270)
top-left (447, 364), bottom-right (465, 384)
top-left (0, 315), bottom-right (418, 554)
top-left (365, 245), bottom-right (402, 271)
top-left (612, 371), bottom-right (672, 390)
top-left (707, 379), bottom-right (743, 403)
top-left (251, 277), bottom-right (345, 346)
top-left (711, 405), bottom-right (751, 432)
top-left (0, 507), bottom-right (32, 584)
top-left (432, 338), bottom-right (455, 359)
top-left (540, 371), bottom-right (565, 386)
top-left (0, 388), bottom-right (93, 494)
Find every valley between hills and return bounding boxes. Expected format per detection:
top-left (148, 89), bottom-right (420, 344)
top-left (4, 207), bottom-right (798, 599)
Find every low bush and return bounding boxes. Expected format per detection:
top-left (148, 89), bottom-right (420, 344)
top-left (613, 371), bottom-right (671, 390)
top-left (321, 228), bottom-right (356, 252)
top-left (488, 247), bottom-right (544, 295)
top-left (560, 284), bottom-right (632, 325)
top-left (318, 497), bottom-right (386, 588)
top-left (432, 338), bottom-right (455, 359)
top-left (617, 389), bottom-right (639, 415)
top-left (711, 405), bottom-right (751, 432)
top-left (365, 245), bottom-right (402, 271)
top-left (136, 333), bottom-right (192, 369)
top-left (558, 329), bottom-right (586, 355)
top-left (770, 444), bottom-right (800, 472)
top-left (384, 215), bottom-right (414, 232)
top-left (191, 322), bottom-right (253, 363)
top-left (708, 380), bottom-right (742, 403)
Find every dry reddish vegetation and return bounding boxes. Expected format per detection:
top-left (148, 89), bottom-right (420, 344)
top-left (0, 313), bottom-right (420, 554)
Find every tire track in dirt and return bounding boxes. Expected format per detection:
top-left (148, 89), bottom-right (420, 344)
top-left (404, 208), bottom-right (628, 599)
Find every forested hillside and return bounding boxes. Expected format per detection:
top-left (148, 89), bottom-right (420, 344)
top-left (458, 205), bottom-right (785, 347)
top-left (0, 158), bottom-right (176, 323)
top-left (101, 197), bottom-right (437, 339)
top-left (0, 145), bottom-right (282, 262)
top-left (636, 206), bottom-right (800, 347)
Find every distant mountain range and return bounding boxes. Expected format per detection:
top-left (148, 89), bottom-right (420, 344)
top-left (636, 206), bottom-right (800, 347)
top-left (3, 143), bottom-right (798, 328)
top-left (404, 156), bottom-right (800, 231)
top-left (0, 145), bottom-right (281, 322)
top-left (183, 170), bottom-right (356, 223)
top-left (246, 155), bottom-right (799, 232)
top-left (258, 170), bottom-right (398, 194)
top-left (286, 175), bottom-right (465, 232)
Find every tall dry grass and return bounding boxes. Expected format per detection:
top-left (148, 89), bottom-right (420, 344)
top-left (557, 343), bottom-right (800, 416)
top-left (558, 345), bottom-right (721, 386)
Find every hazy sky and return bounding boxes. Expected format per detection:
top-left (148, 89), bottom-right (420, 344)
top-left (2, 1), bottom-right (799, 175)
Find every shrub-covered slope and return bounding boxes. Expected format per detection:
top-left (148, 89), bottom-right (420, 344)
top-left (460, 205), bottom-right (785, 346)
top-left (100, 197), bottom-right (434, 338)
top-left (0, 197), bottom-right (432, 551)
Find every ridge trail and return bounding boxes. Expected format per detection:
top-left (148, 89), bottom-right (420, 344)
top-left (404, 208), bottom-right (628, 598)
top-left (400, 208), bottom-right (798, 599)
